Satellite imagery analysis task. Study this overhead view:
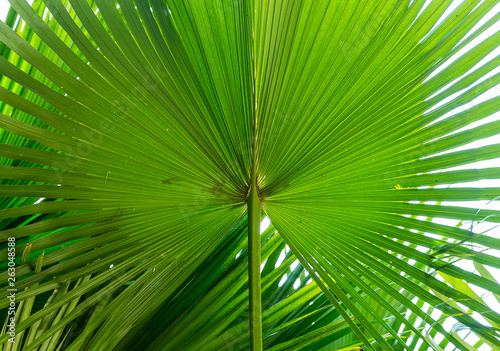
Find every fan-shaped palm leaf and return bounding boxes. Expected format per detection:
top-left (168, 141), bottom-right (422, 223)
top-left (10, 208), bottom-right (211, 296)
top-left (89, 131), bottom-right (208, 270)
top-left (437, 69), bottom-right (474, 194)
top-left (1, 0), bottom-right (500, 350)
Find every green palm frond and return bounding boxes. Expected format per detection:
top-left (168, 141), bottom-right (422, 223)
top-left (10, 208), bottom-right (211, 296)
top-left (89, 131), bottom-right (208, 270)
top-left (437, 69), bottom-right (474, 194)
top-left (0, 0), bottom-right (500, 350)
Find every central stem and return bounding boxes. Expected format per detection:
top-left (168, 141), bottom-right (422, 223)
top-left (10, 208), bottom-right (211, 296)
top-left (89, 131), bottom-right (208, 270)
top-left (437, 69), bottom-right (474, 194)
top-left (249, 3), bottom-right (261, 345)
top-left (248, 177), bottom-right (262, 350)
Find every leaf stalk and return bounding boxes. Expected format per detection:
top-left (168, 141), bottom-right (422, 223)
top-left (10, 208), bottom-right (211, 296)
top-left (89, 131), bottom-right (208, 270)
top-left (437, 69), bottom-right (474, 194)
top-left (248, 174), bottom-right (262, 350)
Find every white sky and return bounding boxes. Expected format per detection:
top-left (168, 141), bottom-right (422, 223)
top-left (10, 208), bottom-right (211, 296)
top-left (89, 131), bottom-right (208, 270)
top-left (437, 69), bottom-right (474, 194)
top-left (0, 0), bottom-right (499, 349)
top-left (0, 2), bottom-right (8, 21)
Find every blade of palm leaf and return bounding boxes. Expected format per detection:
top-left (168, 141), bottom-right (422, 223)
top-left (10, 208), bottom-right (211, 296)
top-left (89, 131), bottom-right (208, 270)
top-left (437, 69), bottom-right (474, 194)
top-left (328, 3), bottom-right (500, 136)
top-left (84, 0), bottom-right (249, 190)
top-left (23, 279), bottom-right (62, 348)
top-left (3, 1), bottom-right (246, 197)
top-left (30, 280), bottom-right (71, 351)
top-left (149, 231), bottom-right (282, 350)
top-left (172, 256), bottom-right (296, 351)
top-left (68, 284), bottom-right (147, 351)
top-left (0, 2), bottom-right (250, 204)
top-left (256, 0), bottom-right (412, 166)
top-left (0, 3), bottom-right (77, 213)
top-left (65, 235), bottom-right (230, 348)
top-left (1, 244), bottom-right (138, 311)
top-left (189, 288), bottom-right (329, 351)
top-left (8, 244), bottom-right (34, 351)
top-left (265, 310), bottom-right (346, 351)
top-left (0, 167), bottom-right (202, 200)
top-left (0, 2), bottom-right (117, 340)
top-left (0, 191), bottom-right (236, 254)
top-left (131, 219), bottom-right (306, 350)
top-left (264, 317), bottom-right (350, 351)
top-left (0, 199), bottom-right (167, 220)
top-left (153, 0), bottom-right (254, 189)
top-left (413, 119), bottom-right (500, 163)
top-left (1, 251), bottom-right (43, 349)
top-left (311, 245), bottom-right (432, 349)
top-left (70, 279), bottom-right (113, 351)
top-left (263, 201), bottom-right (500, 259)
top-left (338, 246), bottom-right (498, 343)
top-left (252, 3), bottom-right (466, 350)
top-left (163, 232), bottom-right (336, 351)
top-left (256, 0), bottom-right (400, 176)
top-left (19, 2), bottom-right (174, 115)
top-left (20, 3), bottom-right (254, 346)
top-left (112, 215), bottom-right (254, 350)
top-left (277, 142), bottom-right (500, 199)
top-left (285, 208), bottom-right (492, 268)
top-left (0, 252), bottom-right (154, 347)
top-left (0, 145), bottom-right (205, 193)
top-left (357, 250), bottom-right (464, 350)
top-left (1, 1), bottom-right (73, 103)
top-left (2, 55), bottom-right (211, 176)
top-left (427, 289), bottom-right (495, 350)
top-left (0, 205), bottom-right (246, 307)
top-left (474, 262), bottom-right (500, 306)
top-left (64, 257), bottom-right (186, 351)
top-left (0, 290), bottom-right (38, 351)
top-left (258, 77), bottom-right (500, 202)
top-left (1, 4), bottom-right (254, 350)
top-left (261, 254), bottom-right (301, 310)
top-left (0, 211), bottom-right (147, 263)
top-left (267, 186), bottom-right (500, 204)
top-left (205, 291), bottom-right (339, 351)
top-left (284, 110), bottom-right (498, 199)
top-left (270, 291), bottom-right (336, 345)
top-left (1, 142), bottom-right (494, 232)
top-left (350, 0), bottom-right (494, 125)
top-left (274, 203), bottom-right (500, 325)
top-left (41, 276), bottom-right (92, 351)
top-left (262, 201), bottom-right (498, 284)
top-left (265, 295), bottom-right (340, 346)
top-left (0, 209), bottom-right (119, 243)
top-left (265, 204), bottom-right (497, 349)
top-left (256, 0), bottom-right (498, 192)
top-left (438, 271), bottom-right (500, 332)
top-left (339, 260), bottom-right (478, 351)
top-left (280, 26), bottom-right (494, 175)
top-left (0, 208), bottom-right (69, 239)
top-left (266, 323), bottom-right (365, 351)
top-left (20, 254), bottom-right (178, 351)
top-left (163, 0), bottom-right (253, 173)
top-left (258, 124), bottom-right (500, 202)
top-left (262, 97), bottom-right (500, 350)
top-left (366, 289), bottom-right (415, 350)
top-left (0, 95), bottom-right (213, 193)
top-left (261, 272), bottom-right (319, 327)
top-left (0, 178), bottom-right (215, 206)
top-left (125, 4), bottom-right (230, 153)
top-left (273, 75), bottom-right (500, 192)
top-left (134, 0), bottom-right (244, 157)
top-left (284, 242), bottom-right (413, 351)
top-left (270, 206), bottom-right (500, 293)
top-left (261, 231), bottom-right (379, 350)
top-left (0, 6), bottom-right (19, 64)
top-left (406, 297), bottom-right (430, 351)
top-left (0, 64), bottom-right (227, 194)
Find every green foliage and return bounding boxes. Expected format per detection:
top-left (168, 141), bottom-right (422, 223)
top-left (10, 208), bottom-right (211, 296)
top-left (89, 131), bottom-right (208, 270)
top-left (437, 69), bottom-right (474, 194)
top-left (0, 0), bottom-right (500, 350)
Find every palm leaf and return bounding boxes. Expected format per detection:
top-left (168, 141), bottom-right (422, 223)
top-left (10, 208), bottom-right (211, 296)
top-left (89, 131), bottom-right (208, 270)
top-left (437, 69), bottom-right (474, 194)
top-left (1, 0), bottom-right (500, 350)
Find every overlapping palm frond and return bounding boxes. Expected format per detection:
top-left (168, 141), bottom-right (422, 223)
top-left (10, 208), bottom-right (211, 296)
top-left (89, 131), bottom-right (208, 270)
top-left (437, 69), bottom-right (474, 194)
top-left (0, 0), bottom-right (499, 350)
